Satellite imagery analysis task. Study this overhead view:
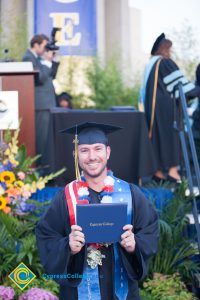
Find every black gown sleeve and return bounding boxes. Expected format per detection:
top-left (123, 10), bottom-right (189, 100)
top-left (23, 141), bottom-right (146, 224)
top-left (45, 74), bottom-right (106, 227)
top-left (118, 184), bottom-right (159, 281)
top-left (160, 59), bottom-right (200, 99)
top-left (196, 64), bottom-right (200, 86)
top-left (35, 189), bottom-right (86, 287)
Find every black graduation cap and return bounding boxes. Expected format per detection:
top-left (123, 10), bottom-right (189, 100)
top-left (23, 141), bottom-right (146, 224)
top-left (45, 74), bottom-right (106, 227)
top-left (151, 33), bottom-right (165, 55)
top-left (61, 122), bottom-right (122, 180)
top-left (57, 92), bottom-right (72, 101)
top-left (61, 122), bottom-right (122, 145)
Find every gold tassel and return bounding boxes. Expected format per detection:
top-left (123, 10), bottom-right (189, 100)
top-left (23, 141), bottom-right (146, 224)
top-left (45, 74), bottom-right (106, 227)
top-left (73, 133), bottom-right (81, 181)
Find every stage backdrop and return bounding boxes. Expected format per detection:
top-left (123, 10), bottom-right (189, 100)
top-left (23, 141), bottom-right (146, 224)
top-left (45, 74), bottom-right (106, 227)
top-left (46, 110), bottom-right (157, 185)
top-left (34, 0), bottom-right (97, 56)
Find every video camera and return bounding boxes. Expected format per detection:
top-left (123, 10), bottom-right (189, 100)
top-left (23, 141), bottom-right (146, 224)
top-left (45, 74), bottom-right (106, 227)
top-left (45, 27), bottom-right (61, 51)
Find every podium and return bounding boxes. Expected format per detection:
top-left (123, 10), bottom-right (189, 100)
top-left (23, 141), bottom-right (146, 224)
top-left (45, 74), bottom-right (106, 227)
top-left (0, 63), bottom-right (37, 157)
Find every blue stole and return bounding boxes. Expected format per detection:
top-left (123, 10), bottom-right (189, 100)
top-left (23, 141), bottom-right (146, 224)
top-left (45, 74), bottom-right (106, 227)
top-left (138, 55), bottom-right (161, 112)
top-left (77, 175), bottom-right (132, 300)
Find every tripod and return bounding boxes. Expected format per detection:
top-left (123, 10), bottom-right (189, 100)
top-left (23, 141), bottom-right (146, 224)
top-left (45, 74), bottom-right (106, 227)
top-left (174, 82), bottom-right (200, 253)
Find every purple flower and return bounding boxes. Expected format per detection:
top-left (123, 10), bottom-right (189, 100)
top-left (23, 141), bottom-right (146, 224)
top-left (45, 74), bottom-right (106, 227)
top-left (0, 182), bottom-right (6, 190)
top-left (0, 286), bottom-right (15, 300)
top-left (4, 161), bottom-right (13, 171)
top-left (0, 163), bottom-right (5, 173)
top-left (18, 288), bottom-right (58, 300)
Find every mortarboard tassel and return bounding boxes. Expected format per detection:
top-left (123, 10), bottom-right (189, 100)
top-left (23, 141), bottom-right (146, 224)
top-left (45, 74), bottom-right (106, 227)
top-left (73, 126), bottom-right (81, 181)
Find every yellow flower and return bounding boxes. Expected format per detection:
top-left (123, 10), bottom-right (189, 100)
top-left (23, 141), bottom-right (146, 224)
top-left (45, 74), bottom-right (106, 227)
top-left (30, 182), bottom-right (37, 193)
top-left (14, 180), bottom-right (24, 188)
top-left (0, 171), bottom-right (16, 184)
top-left (10, 159), bottom-right (19, 166)
top-left (21, 184), bottom-right (31, 198)
top-left (0, 197), bottom-right (7, 210)
top-left (4, 148), bottom-right (10, 156)
top-left (6, 182), bottom-right (13, 188)
top-left (37, 179), bottom-right (45, 190)
top-left (0, 197), bottom-right (11, 214)
top-left (0, 186), bottom-right (5, 196)
top-left (3, 159), bottom-right (8, 165)
top-left (10, 145), bottom-right (18, 154)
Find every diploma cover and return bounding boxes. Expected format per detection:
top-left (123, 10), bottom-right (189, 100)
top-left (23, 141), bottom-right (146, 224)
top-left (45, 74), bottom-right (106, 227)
top-left (76, 203), bottom-right (127, 243)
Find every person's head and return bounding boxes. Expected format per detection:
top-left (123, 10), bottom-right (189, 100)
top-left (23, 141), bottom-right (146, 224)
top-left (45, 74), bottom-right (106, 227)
top-left (61, 122), bottom-right (122, 179)
top-left (151, 33), bottom-right (172, 58)
top-left (30, 34), bottom-right (49, 56)
top-left (57, 92), bottom-right (73, 109)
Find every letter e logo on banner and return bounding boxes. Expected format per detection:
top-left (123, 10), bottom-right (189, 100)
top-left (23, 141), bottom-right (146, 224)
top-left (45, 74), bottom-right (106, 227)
top-left (55, 0), bottom-right (78, 3)
top-left (50, 13), bottom-right (81, 46)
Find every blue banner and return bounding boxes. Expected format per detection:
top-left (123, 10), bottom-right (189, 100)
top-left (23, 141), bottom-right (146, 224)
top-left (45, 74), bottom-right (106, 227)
top-left (34, 0), bottom-right (97, 56)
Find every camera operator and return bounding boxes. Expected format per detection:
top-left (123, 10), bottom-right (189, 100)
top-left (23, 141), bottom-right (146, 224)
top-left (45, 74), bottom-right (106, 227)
top-left (43, 41), bottom-right (60, 79)
top-left (22, 33), bottom-right (57, 173)
top-left (43, 27), bottom-right (61, 79)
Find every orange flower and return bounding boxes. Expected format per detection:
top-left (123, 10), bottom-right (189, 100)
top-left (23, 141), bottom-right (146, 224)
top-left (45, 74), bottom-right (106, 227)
top-left (7, 187), bottom-right (21, 199)
top-left (3, 206), bottom-right (11, 214)
top-left (0, 197), bottom-right (11, 214)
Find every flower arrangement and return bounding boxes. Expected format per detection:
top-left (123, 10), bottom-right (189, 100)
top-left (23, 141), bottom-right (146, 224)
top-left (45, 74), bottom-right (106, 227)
top-left (0, 127), bottom-right (65, 215)
top-left (18, 287), bottom-right (59, 300)
top-left (0, 286), bottom-right (15, 300)
top-left (0, 286), bottom-right (59, 300)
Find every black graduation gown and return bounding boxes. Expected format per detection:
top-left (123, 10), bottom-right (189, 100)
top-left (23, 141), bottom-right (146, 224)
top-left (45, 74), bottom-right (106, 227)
top-left (35, 184), bottom-right (158, 300)
top-left (145, 58), bottom-right (200, 172)
top-left (196, 63), bottom-right (200, 86)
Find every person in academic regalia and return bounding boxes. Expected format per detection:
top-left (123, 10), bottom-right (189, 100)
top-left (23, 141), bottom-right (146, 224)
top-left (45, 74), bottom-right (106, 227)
top-left (139, 33), bottom-right (200, 183)
top-left (191, 64), bottom-right (200, 162)
top-left (35, 122), bottom-right (159, 300)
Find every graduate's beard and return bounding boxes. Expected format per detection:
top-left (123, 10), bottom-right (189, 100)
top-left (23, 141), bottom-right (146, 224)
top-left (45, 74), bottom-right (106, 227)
top-left (80, 162), bottom-right (107, 179)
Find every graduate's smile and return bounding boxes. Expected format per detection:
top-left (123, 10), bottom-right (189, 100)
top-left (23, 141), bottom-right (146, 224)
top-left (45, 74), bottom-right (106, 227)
top-left (87, 162), bottom-right (100, 169)
top-left (78, 143), bottom-right (110, 178)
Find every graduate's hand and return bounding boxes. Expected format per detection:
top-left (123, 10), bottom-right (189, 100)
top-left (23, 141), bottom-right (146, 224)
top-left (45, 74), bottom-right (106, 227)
top-left (120, 224), bottom-right (136, 253)
top-left (69, 225), bottom-right (85, 255)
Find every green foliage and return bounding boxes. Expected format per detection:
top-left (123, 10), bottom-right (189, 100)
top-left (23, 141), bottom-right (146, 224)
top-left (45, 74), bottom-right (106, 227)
top-left (140, 289), bottom-right (156, 300)
top-left (85, 56), bottom-right (139, 110)
top-left (15, 145), bottom-right (41, 173)
top-left (143, 273), bottom-right (196, 300)
top-left (170, 22), bottom-right (199, 81)
top-left (0, 211), bottom-right (44, 283)
top-left (0, 205), bottom-right (59, 297)
top-left (0, 11), bottom-right (27, 61)
top-left (149, 181), bottom-right (199, 284)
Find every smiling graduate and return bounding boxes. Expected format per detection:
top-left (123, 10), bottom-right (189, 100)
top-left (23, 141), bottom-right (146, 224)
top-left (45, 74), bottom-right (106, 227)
top-left (35, 122), bottom-right (159, 300)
